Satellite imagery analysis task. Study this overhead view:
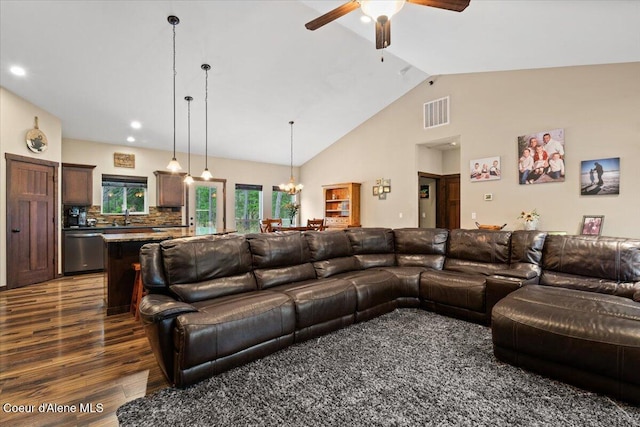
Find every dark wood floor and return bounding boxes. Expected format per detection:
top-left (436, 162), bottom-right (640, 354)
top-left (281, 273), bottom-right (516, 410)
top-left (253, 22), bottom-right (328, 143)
top-left (0, 273), bottom-right (169, 426)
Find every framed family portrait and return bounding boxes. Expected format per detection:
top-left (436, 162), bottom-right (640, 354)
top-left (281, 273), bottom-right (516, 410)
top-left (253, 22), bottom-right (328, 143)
top-left (580, 215), bottom-right (604, 236)
top-left (517, 128), bottom-right (565, 185)
top-left (470, 156), bottom-right (501, 182)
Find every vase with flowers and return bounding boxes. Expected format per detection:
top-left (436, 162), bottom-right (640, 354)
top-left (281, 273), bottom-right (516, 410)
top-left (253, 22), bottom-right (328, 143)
top-left (517, 209), bottom-right (540, 230)
top-left (283, 202), bottom-right (300, 226)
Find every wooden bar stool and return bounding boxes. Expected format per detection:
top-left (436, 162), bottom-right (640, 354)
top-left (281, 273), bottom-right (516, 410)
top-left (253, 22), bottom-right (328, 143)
top-left (130, 262), bottom-right (146, 321)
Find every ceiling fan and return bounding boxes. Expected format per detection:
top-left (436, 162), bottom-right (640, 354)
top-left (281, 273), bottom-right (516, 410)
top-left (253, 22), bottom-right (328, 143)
top-left (305, 0), bottom-right (470, 50)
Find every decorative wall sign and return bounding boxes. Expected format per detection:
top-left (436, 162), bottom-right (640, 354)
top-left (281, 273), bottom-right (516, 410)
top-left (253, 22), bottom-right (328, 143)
top-left (580, 157), bottom-right (619, 196)
top-left (26, 116), bottom-right (48, 153)
top-left (114, 153), bottom-right (135, 168)
top-left (517, 128), bottom-right (565, 185)
top-left (470, 156), bottom-right (501, 182)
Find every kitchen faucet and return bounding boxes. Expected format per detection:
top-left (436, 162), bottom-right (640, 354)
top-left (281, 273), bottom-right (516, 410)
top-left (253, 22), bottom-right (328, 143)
top-left (124, 209), bottom-right (130, 226)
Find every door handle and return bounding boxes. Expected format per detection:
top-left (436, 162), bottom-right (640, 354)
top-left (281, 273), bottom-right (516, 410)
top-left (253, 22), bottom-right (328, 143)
top-left (11, 228), bottom-right (20, 233)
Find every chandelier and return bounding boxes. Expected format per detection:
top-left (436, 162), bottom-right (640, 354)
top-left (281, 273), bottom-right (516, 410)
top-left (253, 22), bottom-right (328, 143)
top-left (279, 121), bottom-right (303, 195)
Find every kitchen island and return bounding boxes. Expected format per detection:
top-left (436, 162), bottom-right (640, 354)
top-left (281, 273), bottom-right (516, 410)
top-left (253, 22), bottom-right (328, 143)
top-left (102, 228), bottom-right (235, 315)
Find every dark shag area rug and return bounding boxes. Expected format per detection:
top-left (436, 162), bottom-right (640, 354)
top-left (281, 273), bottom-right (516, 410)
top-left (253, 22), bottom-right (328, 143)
top-left (118, 309), bottom-right (640, 426)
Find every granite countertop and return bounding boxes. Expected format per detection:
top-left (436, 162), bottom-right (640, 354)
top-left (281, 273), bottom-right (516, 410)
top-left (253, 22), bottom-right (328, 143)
top-left (101, 228), bottom-right (194, 243)
top-left (64, 225), bottom-right (187, 231)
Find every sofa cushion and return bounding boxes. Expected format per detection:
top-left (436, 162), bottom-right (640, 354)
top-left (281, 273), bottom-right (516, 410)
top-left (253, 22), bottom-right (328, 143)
top-left (304, 230), bottom-right (353, 261)
top-left (542, 235), bottom-right (640, 282)
top-left (313, 257), bottom-right (360, 278)
top-left (270, 278), bottom-right (357, 333)
top-left (393, 228), bottom-right (448, 269)
top-left (178, 291), bottom-right (295, 369)
top-left (161, 235), bottom-right (253, 285)
top-left (170, 272), bottom-right (257, 303)
top-left (248, 232), bottom-right (311, 268)
top-left (420, 269), bottom-right (486, 312)
top-left (540, 271), bottom-right (640, 300)
top-left (446, 229), bottom-right (512, 265)
top-left (254, 263), bottom-right (317, 290)
top-left (346, 228), bottom-right (395, 269)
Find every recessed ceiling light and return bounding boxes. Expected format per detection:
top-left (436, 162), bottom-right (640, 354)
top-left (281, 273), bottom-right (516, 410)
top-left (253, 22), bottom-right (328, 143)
top-left (130, 121), bottom-right (141, 129)
top-left (10, 66), bottom-right (26, 76)
top-left (127, 136), bottom-right (135, 143)
top-left (450, 142), bottom-right (457, 146)
top-left (360, 15), bottom-right (372, 23)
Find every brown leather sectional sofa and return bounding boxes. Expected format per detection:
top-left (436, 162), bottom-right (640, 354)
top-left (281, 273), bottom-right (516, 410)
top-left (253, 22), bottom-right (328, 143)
top-left (138, 228), bottom-right (640, 404)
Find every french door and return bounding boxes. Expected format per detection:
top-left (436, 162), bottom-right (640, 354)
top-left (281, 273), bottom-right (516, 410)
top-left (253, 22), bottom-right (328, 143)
top-left (187, 179), bottom-right (226, 235)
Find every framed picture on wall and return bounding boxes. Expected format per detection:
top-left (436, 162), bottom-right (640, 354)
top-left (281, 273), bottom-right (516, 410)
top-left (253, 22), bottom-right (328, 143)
top-left (580, 157), bottom-right (620, 196)
top-left (470, 156), bottom-right (501, 182)
top-left (420, 185), bottom-right (430, 199)
top-left (517, 128), bottom-right (565, 185)
top-left (581, 215), bottom-right (604, 235)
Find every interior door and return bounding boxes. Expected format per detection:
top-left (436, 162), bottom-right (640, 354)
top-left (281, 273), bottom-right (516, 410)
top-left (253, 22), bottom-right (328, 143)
top-left (6, 154), bottom-right (58, 288)
top-left (187, 179), bottom-right (226, 235)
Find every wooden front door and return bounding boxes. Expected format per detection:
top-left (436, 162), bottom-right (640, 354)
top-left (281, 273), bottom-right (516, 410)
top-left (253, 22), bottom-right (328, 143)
top-left (6, 154), bottom-right (58, 288)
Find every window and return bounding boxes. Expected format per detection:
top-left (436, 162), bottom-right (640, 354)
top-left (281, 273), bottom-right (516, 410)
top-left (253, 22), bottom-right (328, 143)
top-left (235, 184), bottom-right (262, 234)
top-left (272, 186), bottom-right (297, 226)
top-left (102, 174), bottom-right (148, 214)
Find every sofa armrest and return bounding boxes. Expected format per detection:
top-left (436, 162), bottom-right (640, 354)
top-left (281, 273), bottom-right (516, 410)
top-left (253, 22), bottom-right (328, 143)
top-left (486, 272), bottom-right (540, 322)
top-left (139, 294), bottom-right (197, 324)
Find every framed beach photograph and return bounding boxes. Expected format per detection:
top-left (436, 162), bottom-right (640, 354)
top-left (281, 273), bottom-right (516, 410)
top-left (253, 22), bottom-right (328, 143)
top-left (580, 157), bottom-right (620, 196)
top-left (470, 156), bottom-right (501, 182)
top-left (580, 215), bottom-right (604, 236)
top-left (517, 128), bottom-right (565, 185)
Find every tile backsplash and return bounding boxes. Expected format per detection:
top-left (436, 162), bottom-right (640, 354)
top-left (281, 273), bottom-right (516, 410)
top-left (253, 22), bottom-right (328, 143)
top-left (86, 206), bottom-right (183, 227)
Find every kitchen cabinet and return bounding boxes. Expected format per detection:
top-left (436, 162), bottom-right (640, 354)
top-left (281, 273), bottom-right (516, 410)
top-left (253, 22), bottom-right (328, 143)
top-left (62, 163), bottom-right (95, 205)
top-left (323, 182), bottom-right (361, 228)
top-left (154, 171), bottom-right (186, 207)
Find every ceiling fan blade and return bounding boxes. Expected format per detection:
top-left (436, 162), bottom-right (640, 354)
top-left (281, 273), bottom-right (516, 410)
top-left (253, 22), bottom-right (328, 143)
top-left (375, 18), bottom-right (391, 50)
top-left (406, 0), bottom-right (470, 12)
top-left (305, 1), bottom-right (361, 31)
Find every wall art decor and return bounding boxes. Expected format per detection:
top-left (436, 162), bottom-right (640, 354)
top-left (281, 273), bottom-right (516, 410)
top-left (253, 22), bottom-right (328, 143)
top-left (581, 215), bottom-right (604, 235)
top-left (517, 128), bottom-right (565, 185)
top-left (420, 185), bottom-right (430, 199)
top-left (470, 156), bottom-right (501, 182)
top-left (580, 157), bottom-right (619, 196)
top-left (114, 152), bottom-right (135, 168)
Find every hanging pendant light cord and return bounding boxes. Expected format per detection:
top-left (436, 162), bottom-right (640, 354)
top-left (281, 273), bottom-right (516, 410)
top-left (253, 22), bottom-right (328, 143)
top-left (205, 66), bottom-right (208, 168)
top-left (289, 121), bottom-right (294, 179)
top-left (172, 23), bottom-right (177, 159)
top-left (187, 97), bottom-right (191, 173)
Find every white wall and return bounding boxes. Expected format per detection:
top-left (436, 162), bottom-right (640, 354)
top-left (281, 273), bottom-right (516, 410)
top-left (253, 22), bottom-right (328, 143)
top-left (301, 62), bottom-right (640, 238)
top-left (1, 87), bottom-right (63, 287)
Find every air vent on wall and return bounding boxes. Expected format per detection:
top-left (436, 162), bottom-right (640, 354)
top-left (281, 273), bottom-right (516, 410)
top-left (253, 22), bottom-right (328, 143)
top-left (424, 96), bottom-right (449, 129)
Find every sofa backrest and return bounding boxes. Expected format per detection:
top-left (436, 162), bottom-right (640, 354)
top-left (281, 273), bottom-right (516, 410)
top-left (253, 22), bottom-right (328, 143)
top-left (159, 235), bottom-right (256, 303)
top-left (541, 234), bottom-right (640, 298)
top-left (345, 228), bottom-right (395, 269)
top-left (393, 228), bottom-right (448, 269)
top-left (248, 232), bottom-right (316, 289)
top-left (507, 230), bottom-right (548, 277)
top-left (304, 230), bottom-right (358, 278)
top-left (444, 229), bottom-right (512, 275)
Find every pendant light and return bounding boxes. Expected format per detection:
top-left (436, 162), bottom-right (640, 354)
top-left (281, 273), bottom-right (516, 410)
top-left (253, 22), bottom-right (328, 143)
top-left (166, 15), bottom-right (182, 172)
top-left (200, 64), bottom-right (213, 180)
top-left (183, 96), bottom-right (194, 185)
top-left (279, 121), bottom-right (303, 195)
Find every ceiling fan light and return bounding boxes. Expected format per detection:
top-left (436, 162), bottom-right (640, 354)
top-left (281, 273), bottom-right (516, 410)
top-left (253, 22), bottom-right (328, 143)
top-left (167, 157), bottom-right (182, 172)
top-left (360, 0), bottom-right (405, 20)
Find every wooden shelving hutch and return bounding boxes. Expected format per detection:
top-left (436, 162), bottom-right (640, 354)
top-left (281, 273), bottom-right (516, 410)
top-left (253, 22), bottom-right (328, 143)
top-left (323, 182), bottom-right (361, 228)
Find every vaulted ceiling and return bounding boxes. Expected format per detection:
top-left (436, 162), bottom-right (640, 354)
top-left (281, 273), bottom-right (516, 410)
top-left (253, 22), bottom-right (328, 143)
top-left (1, 1), bottom-right (638, 166)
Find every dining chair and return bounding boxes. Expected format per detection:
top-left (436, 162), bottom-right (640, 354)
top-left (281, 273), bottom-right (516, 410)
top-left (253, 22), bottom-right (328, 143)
top-left (307, 218), bottom-right (325, 231)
